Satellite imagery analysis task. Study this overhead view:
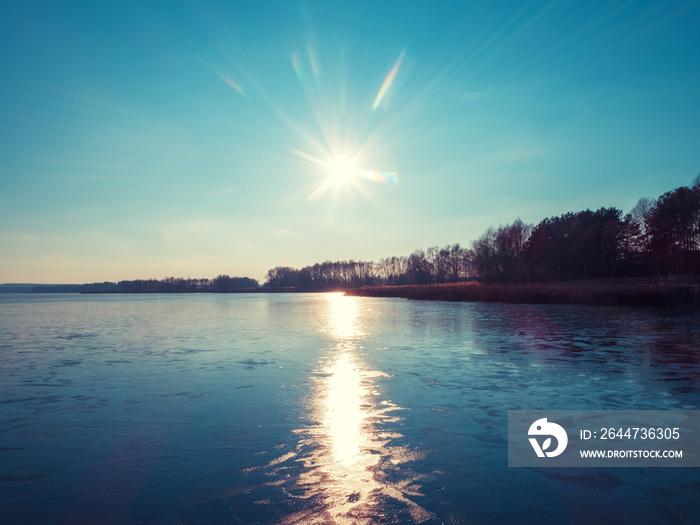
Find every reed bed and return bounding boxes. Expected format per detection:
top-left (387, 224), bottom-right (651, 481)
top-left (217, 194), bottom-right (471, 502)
top-left (345, 278), bottom-right (700, 306)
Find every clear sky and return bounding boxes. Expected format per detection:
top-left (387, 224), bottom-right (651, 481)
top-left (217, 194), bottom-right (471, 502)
top-left (1, 1), bottom-right (699, 284)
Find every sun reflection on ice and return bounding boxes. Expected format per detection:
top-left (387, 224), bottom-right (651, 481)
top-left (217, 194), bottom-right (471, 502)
top-left (314, 294), bottom-right (375, 470)
top-left (323, 351), bottom-right (377, 467)
top-left (278, 293), bottom-right (433, 524)
top-left (324, 292), bottom-right (363, 340)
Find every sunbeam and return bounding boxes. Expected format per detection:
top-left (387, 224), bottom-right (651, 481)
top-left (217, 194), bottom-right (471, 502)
top-left (219, 74), bottom-right (248, 98)
top-left (372, 49), bottom-right (407, 111)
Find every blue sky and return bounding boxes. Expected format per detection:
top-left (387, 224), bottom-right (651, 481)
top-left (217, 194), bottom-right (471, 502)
top-left (1, 0), bottom-right (699, 283)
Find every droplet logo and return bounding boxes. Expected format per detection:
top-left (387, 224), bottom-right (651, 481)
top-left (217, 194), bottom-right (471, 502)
top-left (528, 418), bottom-right (568, 458)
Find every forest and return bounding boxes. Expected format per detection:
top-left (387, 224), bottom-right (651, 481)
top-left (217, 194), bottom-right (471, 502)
top-left (7, 179), bottom-right (698, 296)
top-left (21, 275), bottom-right (259, 294)
top-left (264, 178), bottom-right (700, 289)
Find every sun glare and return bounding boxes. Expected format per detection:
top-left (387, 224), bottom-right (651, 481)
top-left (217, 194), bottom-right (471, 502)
top-left (284, 42), bottom-right (404, 203)
top-left (326, 157), bottom-right (359, 185)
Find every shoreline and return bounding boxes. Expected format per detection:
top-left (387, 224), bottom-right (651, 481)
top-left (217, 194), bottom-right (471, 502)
top-left (18, 278), bottom-right (700, 307)
top-left (78, 287), bottom-right (342, 295)
top-left (344, 278), bottom-right (700, 307)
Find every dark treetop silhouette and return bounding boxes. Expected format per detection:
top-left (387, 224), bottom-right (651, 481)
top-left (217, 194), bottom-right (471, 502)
top-left (264, 178), bottom-right (700, 290)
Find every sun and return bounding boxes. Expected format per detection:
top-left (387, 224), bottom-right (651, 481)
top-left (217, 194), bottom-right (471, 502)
top-left (326, 157), bottom-right (359, 186)
top-left (296, 148), bottom-right (397, 203)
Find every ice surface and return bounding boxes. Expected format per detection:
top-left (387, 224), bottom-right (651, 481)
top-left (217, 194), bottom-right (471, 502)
top-left (1, 292), bottom-right (699, 524)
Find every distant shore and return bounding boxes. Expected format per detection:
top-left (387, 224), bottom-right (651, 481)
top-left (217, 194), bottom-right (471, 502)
top-left (80, 287), bottom-right (329, 294)
top-left (6, 278), bottom-right (700, 307)
top-left (344, 278), bottom-right (700, 307)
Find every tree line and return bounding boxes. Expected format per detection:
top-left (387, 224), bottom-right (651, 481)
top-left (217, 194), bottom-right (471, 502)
top-left (116, 275), bottom-right (259, 292)
top-left (265, 177), bottom-right (700, 288)
top-left (26, 275), bottom-right (259, 293)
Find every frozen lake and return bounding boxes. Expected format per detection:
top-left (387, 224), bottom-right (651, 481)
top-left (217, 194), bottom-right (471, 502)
top-left (1, 293), bottom-right (699, 524)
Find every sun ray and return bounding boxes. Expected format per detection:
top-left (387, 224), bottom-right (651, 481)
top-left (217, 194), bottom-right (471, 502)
top-left (217, 38), bottom-right (402, 206)
top-left (357, 170), bottom-right (399, 185)
top-left (372, 48), bottom-right (406, 111)
top-left (220, 74), bottom-right (248, 98)
top-left (307, 178), bottom-right (336, 202)
top-left (290, 52), bottom-right (305, 84)
top-left (306, 41), bottom-right (321, 81)
top-left (290, 148), bottom-right (326, 166)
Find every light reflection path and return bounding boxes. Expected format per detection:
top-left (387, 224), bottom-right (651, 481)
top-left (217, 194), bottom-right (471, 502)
top-left (277, 293), bottom-right (433, 524)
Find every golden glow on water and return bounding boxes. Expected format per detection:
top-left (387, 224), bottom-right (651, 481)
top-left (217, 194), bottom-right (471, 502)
top-left (324, 292), bottom-right (363, 340)
top-left (272, 293), bottom-right (433, 524)
top-left (321, 350), bottom-right (393, 475)
top-left (318, 294), bottom-right (371, 468)
top-left (325, 352), bottom-right (363, 465)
